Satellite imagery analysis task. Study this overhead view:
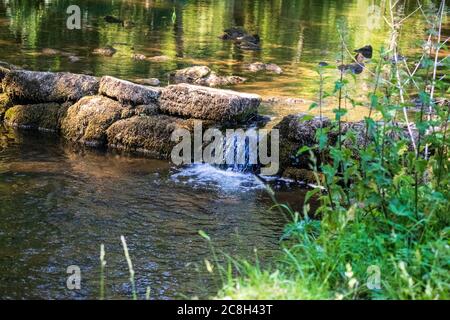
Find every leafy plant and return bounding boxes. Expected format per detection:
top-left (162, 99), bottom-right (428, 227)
top-left (215, 0), bottom-right (449, 300)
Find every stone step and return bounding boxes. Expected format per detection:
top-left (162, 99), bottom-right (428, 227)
top-left (159, 83), bottom-right (261, 123)
top-left (2, 70), bottom-right (99, 104)
top-left (99, 76), bottom-right (161, 106)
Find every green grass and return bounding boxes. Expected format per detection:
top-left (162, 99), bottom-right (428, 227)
top-left (215, 212), bottom-right (449, 300)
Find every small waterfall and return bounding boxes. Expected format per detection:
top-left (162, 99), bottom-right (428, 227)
top-left (221, 127), bottom-right (259, 173)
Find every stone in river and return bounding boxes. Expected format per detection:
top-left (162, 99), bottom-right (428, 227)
top-left (2, 70), bottom-right (99, 104)
top-left (159, 83), bottom-right (260, 123)
top-left (93, 46), bottom-right (117, 57)
top-left (99, 76), bottom-right (161, 106)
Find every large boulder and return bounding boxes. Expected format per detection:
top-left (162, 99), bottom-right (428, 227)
top-left (275, 113), bottom-right (419, 174)
top-left (106, 115), bottom-right (193, 159)
top-left (60, 95), bottom-right (126, 147)
top-left (99, 76), bottom-right (161, 105)
top-left (2, 70), bottom-right (99, 104)
top-left (4, 102), bottom-right (70, 132)
top-left (275, 113), bottom-right (333, 172)
top-left (159, 83), bottom-right (261, 123)
top-left (169, 66), bottom-right (246, 87)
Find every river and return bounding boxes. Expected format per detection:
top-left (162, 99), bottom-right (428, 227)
top-left (0, 0), bottom-right (445, 299)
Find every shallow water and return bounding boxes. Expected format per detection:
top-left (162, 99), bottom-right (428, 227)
top-left (0, 126), bottom-right (308, 299)
top-left (0, 0), bottom-right (446, 123)
top-left (0, 0), bottom-right (447, 300)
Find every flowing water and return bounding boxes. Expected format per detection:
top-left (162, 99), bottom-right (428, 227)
top-left (0, 126), bottom-right (309, 299)
top-left (0, 0), bottom-right (447, 299)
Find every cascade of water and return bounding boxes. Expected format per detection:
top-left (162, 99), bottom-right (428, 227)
top-left (222, 127), bottom-right (259, 173)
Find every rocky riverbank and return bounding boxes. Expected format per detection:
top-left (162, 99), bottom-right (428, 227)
top-left (0, 63), bottom-right (262, 160)
top-left (0, 62), bottom-right (418, 182)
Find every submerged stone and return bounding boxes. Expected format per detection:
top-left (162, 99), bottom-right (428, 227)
top-left (248, 62), bottom-right (283, 74)
top-left (61, 95), bottom-right (126, 147)
top-left (4, 102), bottom-right (70, 132)
top-left (93, 46), bottom-right (117, 57)
top-left (3, 70), bottom-right (99, 104)
top-left (159, 83), bottom-right (261, 123)
top-left (147, 55), bottom-right (171, 62)
top-left (99, 76), bottom-right (161, 106)
top-left (132, 53), bottom-right (147, 61)
top-left (170, 66), bottom-right (246, 87)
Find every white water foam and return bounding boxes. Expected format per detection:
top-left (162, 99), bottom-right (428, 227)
top-left (170, 164), bottom-right (265, 193)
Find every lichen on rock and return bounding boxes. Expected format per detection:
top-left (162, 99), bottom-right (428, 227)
top-left (99, 76), bottom-right (161, 106)
top-left (169, 66), bottom-right (246, 87)
top-left (106, 115), bottom-right (192, 159)
top-left (4, 102), bottom-right (70, 132)
top-left (160, 83), bottom-right (261, 123)
top-left (60, 95), bottom-right (126, 147)
top-left (3, 70), bottom-right (99, 104)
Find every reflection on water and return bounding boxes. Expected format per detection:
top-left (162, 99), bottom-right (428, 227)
top-left (0, 126), bottom-right (308, 299)
top-left (0, 0), bottom-right (445, 123)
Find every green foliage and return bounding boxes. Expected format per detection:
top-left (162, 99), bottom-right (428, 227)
top-left (214, 1), bottom-right (449, 300)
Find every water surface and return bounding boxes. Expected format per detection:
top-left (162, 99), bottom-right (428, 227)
top-left (1, 0), bottom-right (445, 123)
top-left (0, 126), bottom-right (307, 299)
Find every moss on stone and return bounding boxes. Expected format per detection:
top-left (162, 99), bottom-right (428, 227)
top-left (106, 115), bottom-right (193, 159)
top-left (3, 70), bottom-right (99, 104)
top-left (61, 95), bottom-right (126, 147)
top-left (4, 102), bottom-right (70, 131)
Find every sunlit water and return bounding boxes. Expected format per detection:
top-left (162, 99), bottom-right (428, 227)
top-left (0, 0), bottom-right (447, 299)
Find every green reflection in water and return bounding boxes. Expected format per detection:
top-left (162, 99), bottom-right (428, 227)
top-left (0, 0), bottom-right (446, 123)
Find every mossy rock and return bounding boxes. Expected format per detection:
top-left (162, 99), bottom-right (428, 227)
top-left (3, 70), bottom-right (99, 104)
top-left (106, 115), bottom-right (192, 159)
top-left (4, 102), bottom-right (69, 131)
top-left (159, 83), bottom-right (260, 123)
top-left (282, 167), bottom-right (323, 184)
top-left (61, 95), bottom-right (126, 147)
top-left (99, 76), bottom-right (161, 106)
